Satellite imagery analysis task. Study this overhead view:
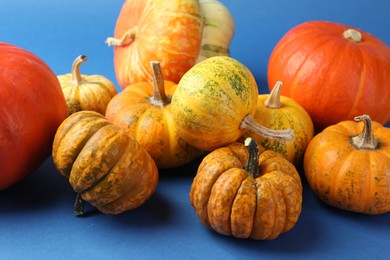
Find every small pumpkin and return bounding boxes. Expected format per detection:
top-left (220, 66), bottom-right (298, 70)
top-left (171, 56), bottom-right (293, 151)
top-left (57, 55), bottom-right (117, 116)
top-left (190, 138), bottom-right (303, 240)
top-left (267, 20), bottom-right (390, 130)
top-left (52, 111), bottom-right (159, 215)
top-left (304, 114), bottom-right (390, 214)
top-left (243, 81), bottom-right (314, 166)
top-left (105, 61), bottom-right (204, 169)
top-left (196, 0), bottom-right (235, 63)
top-left (106, 0), bottom-right (203, 89)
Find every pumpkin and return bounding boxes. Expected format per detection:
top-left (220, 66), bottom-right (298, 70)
top-left (105, 61), bottom-right (204, 169)
top-left (52, 111), bottom-right (159, 215)
top-left (267, 20), bottom-right (390, 130)
top-left (0, 42), bottom-right (67, 190)
top-left (106, 0), bottom-right (203, 89)
top-left (304, 114), bottom-right (390, 214)
top-left (196, 0), bottom-right (235, 63)
top-left (171, 56), bottom-right (293, 151)
top-left (57, 55), bottom-right (117, 116)
top-left (190, 137), bottom-right (303, 240)
top-left (243, 81), bottom-right (314, 166)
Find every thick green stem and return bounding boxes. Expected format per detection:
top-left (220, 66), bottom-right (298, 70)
top-left (244, 137), bottom-right (260, 178)
top-left (351, 114), bottom-right (378, 150)
top-left (71, 55), bottom-right (88, 86)
top-left (149, 61), bottom-right (169, 108)
top-left (264, 81), bottom-right (283, 109)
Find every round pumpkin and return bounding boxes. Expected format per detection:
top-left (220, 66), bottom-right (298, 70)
top-left (268, 20), bottom-right (390, 130)
top-left (52, 111), bottom-right (159, 215)
top-left (105, 61), bottom-right (204, 169)
top-left (304, 114), bottom-right (390, 214)
top-left (57, 55), bottom-right (118, 116)
top-left (0, 42), bottom-right (67, 190)
top-left (243, 81), bottom-right (314, 166)
top-left (106, 0), bottom-right (203, 89)
top-left (171, 56), bottom-right (293, 151)
top-left (190, 138), bottom-right (303, 240)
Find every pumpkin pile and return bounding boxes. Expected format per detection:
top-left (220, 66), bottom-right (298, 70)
top-left (1, 0), bottom-right (390, 243)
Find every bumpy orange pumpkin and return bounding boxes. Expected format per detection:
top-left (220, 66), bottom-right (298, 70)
top-left (105, 61), bottom-right (204, 169)
top-left (57, 55), bottom-right (117, 116)
top-left (52, 111), bottom-right (159, 215)
top-left (268, 20), bottom-right (390, 130)
top-left (243, 81), bottom-right (314, 166)
top-left (106, 0), bottom-right (203, 89)
top-left (304, 114), bottom-right (390, 214)
top-left (190, 138), bottom-right (303, 240)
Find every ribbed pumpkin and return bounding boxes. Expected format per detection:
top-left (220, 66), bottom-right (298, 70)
top-left (171, 56), bottom-right (293, 151)
top-left (243, 81), bottom-right (314, 166)
top-left (105, 61), bottom-right (204, 169)
top-left (304, 114), bottom-right (390, 214)
top-left (268, 20), bottom-right (390, 130)
top-left (106, 0), bottom-right (203, 89)
top-left (52, 111), bottom-right (158, 215)
top-left (190, 138), bottom-right (303, 240)
top-left (57, 55), bottom-right (117, 116)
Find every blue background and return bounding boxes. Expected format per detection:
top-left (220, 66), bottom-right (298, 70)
top-left (1, 0), bottom-right (390, 259)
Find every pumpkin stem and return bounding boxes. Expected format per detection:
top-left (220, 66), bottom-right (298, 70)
top-left (74, 193), bottom-right (85, 217)
top-left (240, 114), bottom-right (294, 141)
top-left (351, 114), bottom-right (378, 150)
top-left (149, 61), bottom-right (169, 107)
top-left (264, 81), bottom-right (283, 109)
top-left (105, 26), bottom-right (138, 47)
top-left (244, 137), bottom-right (260, 178)
top-left (71, 55), bottom-right (88, 86)
top-left (343, 28), bottom-right (362, 43)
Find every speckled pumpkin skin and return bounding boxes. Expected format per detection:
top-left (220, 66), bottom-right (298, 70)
top-left (171, 56), bottom-right (258, 151)
top-left (190, 141), bottom-right (303, 240)
top-left (52, 111), bottom-right (158, 215)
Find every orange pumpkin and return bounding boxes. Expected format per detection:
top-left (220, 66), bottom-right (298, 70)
top-left (268, 20), bottom-right (390, 130)
top-left (304, 114), bottom-right (390, 214)
top-left (106, 0), bottom-right (203, 89)
top-left (105, 61), bottom-right (204, 169)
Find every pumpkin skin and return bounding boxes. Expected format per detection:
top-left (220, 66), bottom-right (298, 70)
top-left (171, 56), bottom-right (293, 151)
top-left (0, 42), bottom-right (67, 190)
top-left (304, 114), bottom-right (390, 214)
top-left (244, 81), bottom-right (314, 166)
top-left (106, 0), bottom-right (203, 89)
top-left (105, 61), bottom-right (204, 169)
top-left (57, 55), bottom-right (117, 116)
top-left (52, 111), bottom-right (159, 215)
top-left (267, 20), bottom-right (390, 130)
top-left (190, 138), bottom-right (303, 240)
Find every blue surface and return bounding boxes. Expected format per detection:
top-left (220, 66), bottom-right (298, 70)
top-left (1, 0), bottom-right (390, 259)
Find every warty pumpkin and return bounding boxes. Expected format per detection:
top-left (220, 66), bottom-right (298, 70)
top-left (171, 56), bottom-right (293, 151)
top-left (267, 20), bottom-right (390, 130)
top-left (105, 61), bottom-right (204, 169)
top-left (57, 55), bottom-right (117, 116)
top-left (52, 111), bottom-right (159, 215)
top-left (243, 81), bottom-right (314, 166)
top-left (106, 0), bottom-right (203, 89)
top-left (190, 138), bottom-right (303, 240)
top-left (304, 114), bottom-right (390, 214)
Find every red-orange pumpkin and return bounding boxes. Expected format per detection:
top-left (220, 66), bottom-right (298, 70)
top-left (268, 20), bottom-right (390, 130)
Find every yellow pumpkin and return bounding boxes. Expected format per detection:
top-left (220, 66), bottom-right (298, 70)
top-left (243, 81), bottom-right (314, 166)
top-left (57, 55), bottom-right (117, 116)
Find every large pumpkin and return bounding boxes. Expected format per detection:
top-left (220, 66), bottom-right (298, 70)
top-left (304, 114), bottom-right (390, 214)
top-left (171, 56), bottom-right (293, 151)
top-left (0, 42), bottom-right (67, 190)
top-left (106, 0), bottom-right (203, 89)
top-left (52, 111), bottom-right (159, 215)
top-left (190, 138), bottom-right (302, 240)
top-left (268, 20), bottom-right (390, 130)
top-left (105, 61), bottom-right (204, 169)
